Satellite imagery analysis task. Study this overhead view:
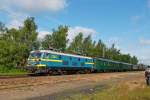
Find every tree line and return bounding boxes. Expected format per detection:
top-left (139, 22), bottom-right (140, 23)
top-left (0, 17), bottom-right (138, 70)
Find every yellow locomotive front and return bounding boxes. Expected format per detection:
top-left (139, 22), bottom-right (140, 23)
top-left (27, 51), bottom-right (46, 73)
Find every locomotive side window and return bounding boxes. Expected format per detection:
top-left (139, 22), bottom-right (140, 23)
top-left (78, 58), bottom-right (80, 61)
top-left (44, 53), bottom-right (59, 59)
top-left (59, 55), bottom-right (62, 59)
top-left (29, 52), bottom-right (42, 59)
top-left (70, 57), bottom-right (72, 60)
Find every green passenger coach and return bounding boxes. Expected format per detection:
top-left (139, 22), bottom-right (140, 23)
top-left (94, 58), bottom-right (133, 72)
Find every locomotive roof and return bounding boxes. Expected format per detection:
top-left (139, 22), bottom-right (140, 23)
top-left (31, 50), bottom-right (93, 59)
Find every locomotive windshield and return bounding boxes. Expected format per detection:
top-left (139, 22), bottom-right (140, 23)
top-left (29, 52), bottom-right (43, 59)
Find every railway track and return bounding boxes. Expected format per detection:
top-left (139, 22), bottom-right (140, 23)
top-left (0, 73), bottom-right (35, 79)
top-left (0, 71), bottom-right (142, 79)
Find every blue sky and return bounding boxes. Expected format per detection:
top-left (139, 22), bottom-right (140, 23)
top-left (0, 0), bottom-right (150, 64)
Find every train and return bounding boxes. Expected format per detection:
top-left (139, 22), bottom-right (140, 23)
top-left (26, 50), bottom-right (144, 74)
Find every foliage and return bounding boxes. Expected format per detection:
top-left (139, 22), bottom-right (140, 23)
top-left (52, 25), bottom-right (69, 51)
top-left (41, 25), bottom-right (68, 51)
top-left (41, 34), bottom-right (53, 49)
top-left (94, 40), bottom-right (106, 58)
top-left (0, 66), bottom-right (27, 74)
top-left (68, 32), bottom-right (83, 54)
top-left (67, 33), bottom-right (138, 64)
top-left (0, 17), bottom-right (139, 73)
top-left (0, 17), bottom-right (39, 70)
top-left (82, 35), bottom-right (93, 56)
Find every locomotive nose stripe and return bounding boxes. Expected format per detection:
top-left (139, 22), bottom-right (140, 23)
top-left (41, 59), bottom-right (63, 62)
top-left (85, 62), bottom-right (94, 65)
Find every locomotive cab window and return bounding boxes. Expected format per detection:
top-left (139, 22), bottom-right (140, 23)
top-left (43, 53), bottom-right (49, 59)
top-left (29, 52), bottom-right (43, 59)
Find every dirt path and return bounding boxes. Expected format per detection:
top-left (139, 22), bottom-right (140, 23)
top-left (0, 72), bottom-right (144, 100)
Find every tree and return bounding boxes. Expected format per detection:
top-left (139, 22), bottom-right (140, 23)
top-left (0, 22), bottom-right (7, 33)
top-left (20, 17), bottom-right (38, 50)
top-left (17, 17), bottom-right (38, 62)
top-left (131, 56), bottom-right (138, 64)
top-left (0, 29), bottom-right (18, 68)
top-left (0, 17), bottom-right (39, 68)
top-left (68, 32), bottom-right (83, 54)
top-left (94, 40), bottom-right (106, 58)
top-left (42, 25), bottom-right (68, 51)
top-left (41, 34), bottom-right (53, 49)
top-left (82, 35), bottom-right (93, 56)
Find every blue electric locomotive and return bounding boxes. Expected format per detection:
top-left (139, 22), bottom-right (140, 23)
top-left (27, 50), bottom-right (94, 73)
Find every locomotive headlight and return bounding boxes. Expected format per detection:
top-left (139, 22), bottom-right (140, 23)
top-left (36, 64), bottom-right (46, 69)
top-left (38, 59), bottom-right (41, 61)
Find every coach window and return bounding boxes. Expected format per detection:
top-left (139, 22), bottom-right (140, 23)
top-left (108, 62), bottom-right (110, 66)
top-left (111, 63), bottom-right (113, 67)
top-left (92, 59), bottom-right (94, 62)
top-left (104, 62), bottom-right (106, 66)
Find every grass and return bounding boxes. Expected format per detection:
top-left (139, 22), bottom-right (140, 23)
top-left (60, 81), bottom-right (150, 100)
top-left (0, 67), bottom-right (28, 75)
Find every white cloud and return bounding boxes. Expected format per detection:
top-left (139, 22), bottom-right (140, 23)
top-left (68, 26), bottom-right (96, 42)
top-left (139, 56), bottom-right (150, 65)
top-left (36, 26), bottom-right (97, 48)
top-left (37, 26), bottom-right (97, 43)
top-left (6, 12), bottom-right (27, 29)
top-left (140, 38), bottom-right (150, 45)
top-left (0, 0), bottom-right (68, 29)
top-left (104, 36), bottom-right (150, 65)
top-left (7, 19), bottom-right (23, 29)
top-left (38, 31), bottom-right (51, 39)
top-left (131, 15), bottom-right (141, 21)
top-left (120, 39), bottom-right (150, 65)
top-left (140, 58), bottom-right (150, 65)
top-left (131, 15), bottom-right (142, 24)
top-left (107, 37), bottom-right (121, 49)
top-left (0, 0), bottom-right (67, 13)
top-left (108, 37), bottom-right (120, 44)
